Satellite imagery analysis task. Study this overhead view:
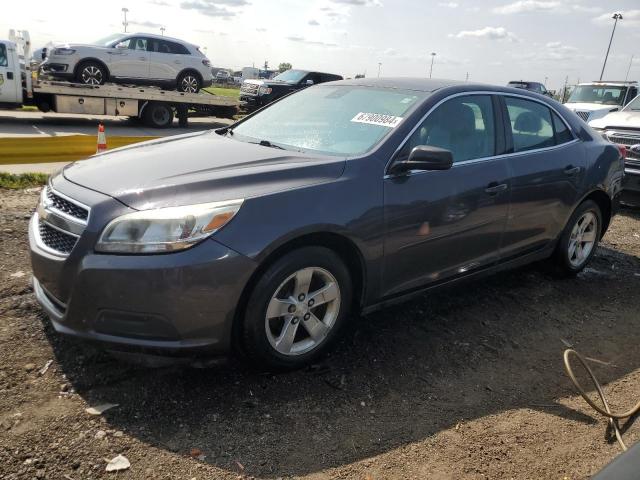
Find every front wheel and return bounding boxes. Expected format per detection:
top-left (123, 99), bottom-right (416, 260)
top-left (177, 71), bottom-right (201, 93)
top-left (552, 200), bottom-right (602, 276)
top-left (76, 61), bottom-right (107, 85)
top-left (241, 247), bottom-right (352, 370)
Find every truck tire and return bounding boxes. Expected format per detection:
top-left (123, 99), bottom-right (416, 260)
top-left (142, 102), bottom-right (174, 128)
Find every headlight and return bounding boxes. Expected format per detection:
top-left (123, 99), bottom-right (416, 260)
top-left (96, 199), bottom-right (243, 254)
top-left (52, 48), bottom-right (76, 55)
top-left (258, 86), bottom-right (272, 95)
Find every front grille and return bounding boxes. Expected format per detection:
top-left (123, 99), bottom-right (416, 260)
top-left (606, 132), bottom-right (640, 162)
top-left (240, 83), bottom-right (259, 95)
top-left (46, 187), bottom-right (89, 221)
top-left (575, 111), bottom-right (590, 122)
top-left (38, 221), bottom-right (78, 254)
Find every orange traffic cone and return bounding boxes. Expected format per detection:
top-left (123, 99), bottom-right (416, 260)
top-left (96, 124), bottom-right (107, 153)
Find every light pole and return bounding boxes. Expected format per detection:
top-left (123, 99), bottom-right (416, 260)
top-left (544, 76), bottom-right (548, 86)
top-left (121, 7), bottom-right (129, 33)
top-left (600, 12), bottom-right (623, 81)
top-left (160, 26), bottom-right (166, 36)
top-left (377, 62), bottom-right (382, 78)
top-left (429, 52), bottom-right (436, 79)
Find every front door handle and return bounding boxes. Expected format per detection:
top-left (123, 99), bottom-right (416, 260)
top-left (139, 56), bottom-right (147, 61)
top-left (485, 182), bottom-right (508, 195)
top-left (564, 165), bottom-right (581, 175)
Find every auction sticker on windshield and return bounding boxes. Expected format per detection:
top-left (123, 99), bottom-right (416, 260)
top-left (351, 112), bottom-right (403, 128)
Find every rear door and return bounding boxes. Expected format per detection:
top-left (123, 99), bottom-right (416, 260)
top-left (499, 95), bottom-right (585, 259)
top-left (382, 94), bottom-right (511, 297)
top-left (148, 39), bottom-right (186, 81)
top-left (108, 37), bottom-right (150, 79)
top-left (0, 42), bottom-right (20, 103)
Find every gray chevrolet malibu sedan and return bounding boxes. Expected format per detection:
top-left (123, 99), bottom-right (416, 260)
top-left (29, 78), bottom-right (624, 369)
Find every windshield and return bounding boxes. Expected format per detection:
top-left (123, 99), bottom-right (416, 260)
top-left (230, 85), bottom-right (426, 156)
top-left (93, 33), bottom-right (126, 47)
top-left (568, 85), bottom-right (628, 105)
top-left (272, 69), bottom-right (308, 83)
top-left (623, 95), bottom-right (640, 111)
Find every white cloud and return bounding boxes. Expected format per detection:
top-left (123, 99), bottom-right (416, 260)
top-left (494, 1), bottom-right (601, 15)
top-left (593, 10), bottom-right (640, 28)
top-left (450, 26), bottom-right (519, 42)
top-left (438, 1), bottom-right (459, 8)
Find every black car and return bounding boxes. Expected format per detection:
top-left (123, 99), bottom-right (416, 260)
top-left (240, 69), bottom-right (343, 111)
top-left (507, 81), bottom-right (553, 97)
top-left (30, 78), bottom-right (624, 370)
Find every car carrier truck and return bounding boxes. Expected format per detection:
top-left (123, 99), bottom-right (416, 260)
top-left (0, 30), bottom-right (238, 128)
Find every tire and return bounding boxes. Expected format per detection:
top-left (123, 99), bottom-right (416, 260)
top-left (75, 61), bottom-right (107, 85)
top-left (142, 102), bottom-right (174, 128)
top-left (551, 199), bottom-right (602, 277)
top-left (241, 247), bottom-right (352, 370)
top-left (176, 71), bottom-right (202, 93)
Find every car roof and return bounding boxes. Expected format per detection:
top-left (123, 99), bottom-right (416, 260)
top-left (128, 32), bottom-right (197, 47)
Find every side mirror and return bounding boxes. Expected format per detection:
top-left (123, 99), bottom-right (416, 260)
top-left (389, 145), bottom-right (453, 175)
top-left (305, 79), bottom-right (314, 86)
top-left (115, 42), bottom-right (128, 49)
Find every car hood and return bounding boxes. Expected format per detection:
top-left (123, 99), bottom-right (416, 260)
top-left (589, 110), bottom-right (640, 130)
top-left (565, 102), bottom-right (620, 113)
top-left (62, 131), bottom-right (345, 210)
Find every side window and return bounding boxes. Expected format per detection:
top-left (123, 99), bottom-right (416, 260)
top-left (0, 44), bottom-right (7, 67)
top-left (505, 97), bottom-right (554, 152)
top-left (305, 73), bottom-right (322, 85)
top-left (626, 87), bottom-right (638, 105)
top-left (129, 38), bottom-right (147, 51)
top-left (398, 95), bottom-right (495, 163)
top-left (169, 42), bottom-right (190, 55)
top-left (552, 112), bottom-right (573, 145)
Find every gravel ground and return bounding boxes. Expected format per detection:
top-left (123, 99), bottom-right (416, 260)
top-left (1, 187), bottom-right (640, 480)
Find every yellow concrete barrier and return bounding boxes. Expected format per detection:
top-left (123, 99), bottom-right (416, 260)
top-left (0, 135), bottom-right (158, 165)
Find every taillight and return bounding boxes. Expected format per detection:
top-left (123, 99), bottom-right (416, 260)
top-left (202, 59), bottom-right (211, 67)
top-left (617, 144), bottom-right (627, 159)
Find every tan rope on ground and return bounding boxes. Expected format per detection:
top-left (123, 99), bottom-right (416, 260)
top-left (563, 349), bottom-right (640, 451)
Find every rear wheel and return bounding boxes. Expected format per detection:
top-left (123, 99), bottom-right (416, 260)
top-left (241, 247), bottom-right (352, 370)
top-left (76, 61), bottom-right (107, 85)
top-left (552, 200), bottom-right (602, 276)
top-left (177, 71), bottom-right (202, 93)
top-left (142, 102), bottom-right (174, 128)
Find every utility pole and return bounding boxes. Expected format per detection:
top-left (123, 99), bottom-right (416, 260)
top-left (429, 52), bottom-right (436, 79)
top-left (377, 62), bottom-right (382, 78)
top-left (160, 26), bottom-right (166, 36)
top-left (465, 72), bottom-right (469, 82)
top-left (544, 76), bottom-right (548, 86)
top-left (121, 7), bottom-right (129, 33)
top-left (600, 12), bottom-right (623, 81)
top-left (562, 75), bottom-right (569, 103)
top-left (625, 54), bottom-right (635, 82)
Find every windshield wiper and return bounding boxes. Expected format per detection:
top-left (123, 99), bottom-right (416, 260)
top-left (254, 139), bottom-right (285, 150)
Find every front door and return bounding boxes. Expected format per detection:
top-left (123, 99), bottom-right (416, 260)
top-left (108, 37), bottom-right (150, 79)
top-left (0, 42), bottom-right (20, 103)
top-left (499, 95), bottom-right (586, 259)
top-left (382, 94), bottom-right (511, 297)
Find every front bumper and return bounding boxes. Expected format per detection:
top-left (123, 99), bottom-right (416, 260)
top-left (40, 60), bottom-right (73, 78)
top-left (29, 195), bottom-right (257, 355)
top-left (621, 167), bottom-right (640, 205)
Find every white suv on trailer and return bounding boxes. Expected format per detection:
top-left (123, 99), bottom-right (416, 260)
top-left (41, 33), bottom-right (213, 93)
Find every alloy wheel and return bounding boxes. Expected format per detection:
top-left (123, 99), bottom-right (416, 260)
top-left (80, 66), bottom-right (103, 85)
top-left (568, 211), bottom-right (598, 267)
top-left (180, 75), bottom-right (199, 93)
top-left (264, 267), bottom-right (341, 356)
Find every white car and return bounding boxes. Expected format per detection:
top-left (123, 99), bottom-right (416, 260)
top-left (564, 81), bottom-right (638, 123)
top-left (41, 33), bottom-right (213, 93)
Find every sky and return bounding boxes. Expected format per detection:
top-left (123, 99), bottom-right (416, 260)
top-left (2, 0), bottom-right (639, 92)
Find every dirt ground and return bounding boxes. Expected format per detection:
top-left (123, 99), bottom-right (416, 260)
top-left (1, 187), bottom-right (640, 480)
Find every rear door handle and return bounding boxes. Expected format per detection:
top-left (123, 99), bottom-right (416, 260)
top-left (564, 165), bottom-right (581, 175)
top-left (485, 182), bottom-right (508, 195)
